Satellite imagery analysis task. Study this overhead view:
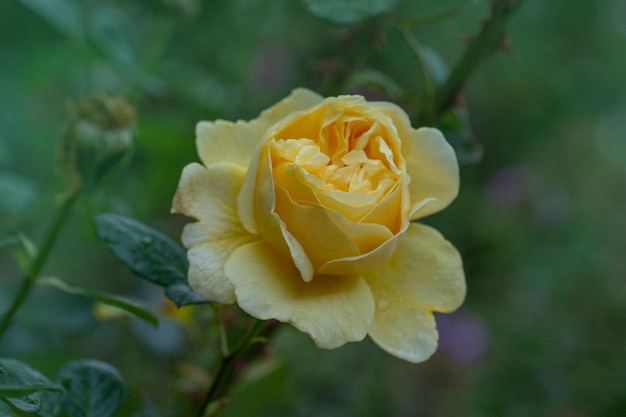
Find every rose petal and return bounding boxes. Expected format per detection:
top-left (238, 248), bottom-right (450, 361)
top-left (273, 163), bottom-right (395, 261)
top-left (196, 120), bottom-right (260, 169)
top-left (184, 239), bottom-right (241, 303)
top-left (272, 96), bottom-right (346, 142)
top-left (225, 241), bottom-right (375, 349)
top-left (237, 140), bottom-right (266, 234)
top-left (322, 207), bottom-right (394, 255)
top-left (365, 222), bottom-right (466, 313)
top-left (240, 146), bottom-right (315, 281)
top-left (256, 88), bottom-right (324, 137)
top-left (274, 183), bottom-right (361, 270)
top-left (196, 88), bottom-right (323, 169)
top-left (405, 128), bottom-right (460, 219)
top-left (369, 102), bottom-right (459, 218)
top-left (369, 304), bottom-right (439, 363)
top-left (237, 89), bottom-right (323, 234)
top-left (364, 222), bottom-right (465, 362)
top-left (319, 220), bottom-right (409, 276)
top-left (172, 162), bottom-right (258, 303)
top-left (358, 177), bottom-right (404, 233)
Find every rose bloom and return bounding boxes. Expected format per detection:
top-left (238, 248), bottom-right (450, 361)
top-left (173, 89), bottom-right (465, 363)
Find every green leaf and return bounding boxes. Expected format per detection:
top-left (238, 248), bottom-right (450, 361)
top-left (302, 0), bottom-right (396, 24)
top-left (5, 393), bottom-right (42, 414)
top-left (39, 390), bottom-right (64, 417)
top-left (93, 213), bottom-right (208, 307)
top-left (0, 358), bottom-right (63, 415)
top-left (0, 402), bottom-right (11, 417)
top-left (38, 276), bottom-right (159, 327)
top-left (398, 1), bottom-right (480, 27)
top-left (13, 233), bottom-right (38, 275)
top-left (16, 0), bottom-right (81, 37)
top-left (0, 235), bottom-right (20, 251)
top-left (163, 283), bottom-right (206, 306)
top-left (438, 105), bottom-right (483, 166)
top-left (0, 172), bottom-right (38, 217)
top-left (57, 360), bottom-right (126, 417)
top-left (0, 359), bottom-right (63, 397)
top-left (419, 45), bottom-right (449, 86)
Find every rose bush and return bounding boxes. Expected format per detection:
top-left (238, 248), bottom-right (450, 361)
top-left (173, 88), bottom-right (465, 362)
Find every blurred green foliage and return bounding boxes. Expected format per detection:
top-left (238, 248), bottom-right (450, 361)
top-left (1, 0), bottom-right (625, 416)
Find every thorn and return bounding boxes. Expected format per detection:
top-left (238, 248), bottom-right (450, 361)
top-left (452, 90), bottom-right (465, 108)
top-left (496, 33), bottom-right (513, 54)
top-left (373, 28), bottom-right (386, 48)
top-left (313, 59), bottom-right (334, 76)
top-left (461, 33), bottom-right (475, 45)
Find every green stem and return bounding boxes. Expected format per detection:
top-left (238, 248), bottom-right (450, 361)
top-left (0, 189), bottom-right (81, 340)
top-left (434, 0), bottom-right (526, 116)
top-left (196, 319), bottom-right (265, 417)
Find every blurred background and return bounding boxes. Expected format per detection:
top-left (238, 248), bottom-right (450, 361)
top-left (1, 0), bottom-right (625, 416)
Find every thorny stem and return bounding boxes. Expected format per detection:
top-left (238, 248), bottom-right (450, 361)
top-left (434, 0), bottom-right (526, 116)
top-left (0, 189), bottom-right (81, 340)
top-left (196, 319), bottom-right (266, 417)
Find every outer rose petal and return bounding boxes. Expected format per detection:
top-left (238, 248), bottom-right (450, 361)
top-left (197, 88), bottom-right (323, 168)
top-left (370, 305), bottom-right (438, 363)
top-left (405, 128), bottom-right (460, 219)
top-left (370, 101), bottom-right (459, 218)
top-left (172, 162), bottom-right (258, 303)
top-left (240, 143), bottom-right (316, 282)
top-left (224, 241), bottom-right (375, 349)
top-left (364, 223), bottom-right (465, 362)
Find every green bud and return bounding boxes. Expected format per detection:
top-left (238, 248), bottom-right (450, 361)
top-left (58, 93), bottom-right (136, 191)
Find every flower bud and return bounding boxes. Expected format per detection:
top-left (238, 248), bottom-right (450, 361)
top-left (58, 93), bottom-right (136, 190)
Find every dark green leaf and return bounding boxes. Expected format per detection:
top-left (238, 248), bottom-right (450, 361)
top-left (39, 390), bottom-right (64, 417)
top-left (93, 213), bottom-right (209, 307)
top-left (164, 283), bottom-right (207, 306)
top-left (6, 393), bottom-right (41, 413)
top-left (0, 401), bottom-right (11, 417)
top-left (39, 276), bottom-right (159, 327)
top-left (93, 213), bottom-right (186, 285)
top-left (0, 359), bottom-right (63, 397)
top-left (302, 0), bottom-right (396, 24)
top-left (0, 358), bottom-right (63, 415)
top-left (57, 360), bottom-right (126, 417)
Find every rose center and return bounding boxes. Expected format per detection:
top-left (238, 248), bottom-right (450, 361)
top-left (270, 121), bottom-right (400, 196)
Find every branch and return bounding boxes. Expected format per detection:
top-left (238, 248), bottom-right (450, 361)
top-left (434, 0), bottom-right (526, 116)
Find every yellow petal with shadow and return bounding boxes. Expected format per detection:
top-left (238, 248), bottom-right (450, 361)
top-left (196, 88), bottom-right (323, 168)
top-left (404, 128), bottom-right (460, 219)
top-left (172, 162), bottom-right (258, 303)
top-left (274, 183), bottom-right (361, 271)
top-left (364, 222), bottom-right (465, 362)
top-left (244, 145), bottom-right (315, 281)
top-left (224, 241), bottom-right (375, 349)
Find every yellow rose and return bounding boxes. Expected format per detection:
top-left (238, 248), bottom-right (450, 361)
top-left (173, 89), bottom-right (465, 363)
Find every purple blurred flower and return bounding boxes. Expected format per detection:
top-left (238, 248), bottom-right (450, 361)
top-left (485, 165), bottom-right (531, 208)
top-left (437, 311), bottom-right (489, 365)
